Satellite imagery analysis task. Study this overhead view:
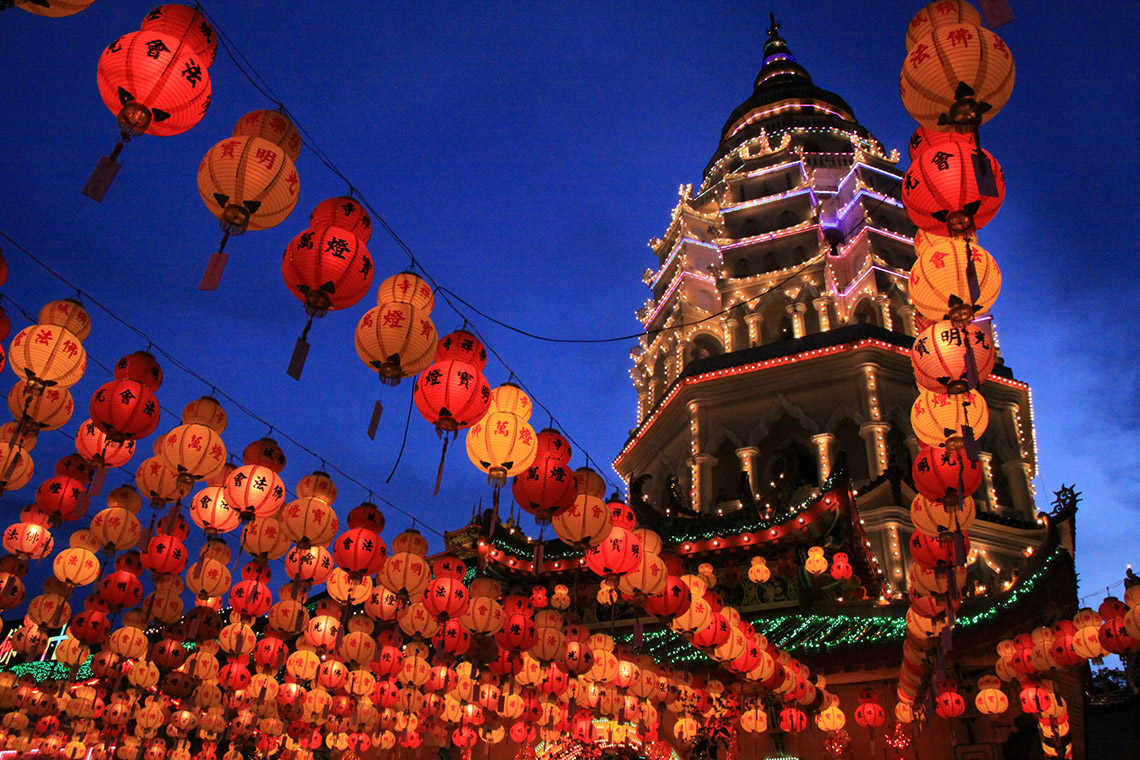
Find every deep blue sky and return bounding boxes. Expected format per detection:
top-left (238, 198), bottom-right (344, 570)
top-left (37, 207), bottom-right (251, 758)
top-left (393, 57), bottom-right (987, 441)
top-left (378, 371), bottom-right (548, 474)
top-left (0, 2), bottom-right (1137, 612)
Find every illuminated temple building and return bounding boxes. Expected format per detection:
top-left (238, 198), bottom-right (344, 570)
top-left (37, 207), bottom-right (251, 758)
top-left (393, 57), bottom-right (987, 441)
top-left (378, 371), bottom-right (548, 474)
top-left (479, 19), bottom-right (1086, 760)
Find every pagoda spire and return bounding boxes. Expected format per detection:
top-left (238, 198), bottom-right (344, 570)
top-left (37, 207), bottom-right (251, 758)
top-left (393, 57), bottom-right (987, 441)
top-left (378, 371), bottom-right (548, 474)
top-left (755, 13), bottom-right (812, 88)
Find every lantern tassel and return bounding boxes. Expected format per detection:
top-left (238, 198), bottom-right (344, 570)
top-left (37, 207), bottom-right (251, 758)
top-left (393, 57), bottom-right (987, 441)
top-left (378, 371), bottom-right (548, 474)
top-left (286, 316), bottom-right (314, 380)
top-left (199, 234), bottom-right (232, 291)
top-left (433, 435), bottom-right (449, 496)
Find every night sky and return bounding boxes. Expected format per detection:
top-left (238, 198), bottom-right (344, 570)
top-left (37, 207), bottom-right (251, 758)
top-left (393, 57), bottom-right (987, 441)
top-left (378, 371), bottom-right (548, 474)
top-left (0, 1), bottom-right (1137, 616)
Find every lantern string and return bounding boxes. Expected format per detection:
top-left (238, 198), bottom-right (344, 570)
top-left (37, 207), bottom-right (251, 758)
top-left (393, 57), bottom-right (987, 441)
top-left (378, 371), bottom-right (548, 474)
top-left (0, 265), bottom-right (446, 537)
top-left (384, 390), bottom-right (415, 484)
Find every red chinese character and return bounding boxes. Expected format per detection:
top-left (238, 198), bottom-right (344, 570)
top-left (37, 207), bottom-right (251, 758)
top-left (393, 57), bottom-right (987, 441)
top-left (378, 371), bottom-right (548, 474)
top-left (285, 170), bottom-right (299, 196)
top-left (220, 140), bottom-right (241, 159)
top-left (909, 44), bottom-right (932, 68)
top-left (947, 28), bottom-right (973, 47)
top-left (255, 147), bottom-right (278, 170)
top-left (382, 310), bottom-right (406, 328)
top-left (188, 434), bottom-right (203, 451)
top-left (33, 328), bottom-right (53, 346)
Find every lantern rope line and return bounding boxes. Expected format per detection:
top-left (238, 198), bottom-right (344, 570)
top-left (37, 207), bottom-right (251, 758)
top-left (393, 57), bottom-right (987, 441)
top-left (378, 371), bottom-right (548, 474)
top-left (0, 235), bottom-right (446, 538)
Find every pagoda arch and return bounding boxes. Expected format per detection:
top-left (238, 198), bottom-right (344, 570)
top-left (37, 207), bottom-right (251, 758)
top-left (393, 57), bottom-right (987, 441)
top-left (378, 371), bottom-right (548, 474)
top-left (756, 292), bottom-right (795, 345)
top-left (748, 395), bottom-right (820, 446)
top-left (688, 330), bottom-right (724, 362)
top-left (850, 296), bottom-right (879, 327)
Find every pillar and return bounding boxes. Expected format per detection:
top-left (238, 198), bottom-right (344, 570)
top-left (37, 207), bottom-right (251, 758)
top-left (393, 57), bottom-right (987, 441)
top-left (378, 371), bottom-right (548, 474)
top-left (736, 446), bottom-right (760, 496)
top-left (898, 304), bottom-right (917, 337)
top-left (874, 294), bottom-right (892, 330)
top-left (745, 313), bottom-right (763, 347)
top-left (860, 422), bottom-right (891, 479)
top-left (860, 363), bottom-right (882, 422)
top-left (688, 454), bottom-right (716, 513)
top-left (977, 451), bottom-right (996, 512)
top-left (674, 339), bottom-right (689, 380)
top-left (721, 318), bottom-right (739, 353)
top-left (1001, 459), bottom-right (1036, 517)
top-left (787, 302), bottom-right (807, 339)
top-left (813, 296), bottom-right (833, 332)
top-left (810, 433), bottom-right (836, 484)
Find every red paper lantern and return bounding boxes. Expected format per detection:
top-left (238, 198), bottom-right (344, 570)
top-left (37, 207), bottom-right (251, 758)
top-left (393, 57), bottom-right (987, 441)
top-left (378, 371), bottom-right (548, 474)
top-left (434, 330), bottom-right (487, 370)
top-left (934, 681), bottom-right (966, 719)
top-left (422, 577), bottom-right (470, 619)
top-left (644, 576), bottom-right (691, 618)
top-left (912, 445), bottom-right (982, 501)
top-left (89, 379), bottom-right (160, 441)
top-left (332, 528), bottom-right (385, 575)
top-left (96, 31), bottom-right (212, 138)
top-left (233, 110), bottom-right (302, 163)
top-left (413, 359), bottom-right (491, 433)
top-left (223, 463), bottom-right (286, 519)
top-left (902, 143), bottom-right (1004, 236)
top-left (75, 418), bottom-right (136, 468)
top-left (310, 196), bottom-right (373, 243)
top-left (141, 533), bottom-right (189, 575)
top-left (584, 527), bottom-right (642, 578)
top-left (282, 226), bottom-right (374, 313)
top-left (909, 531), bottom-right (968, 569)
top-left (35, 475), bottom-right (87, 522)
top-left (140, 5), bottom-right (218, 66)
top-left (513, 454), bottom-right (577, 523)
top-left (855, 701), bottom-right (885, 728)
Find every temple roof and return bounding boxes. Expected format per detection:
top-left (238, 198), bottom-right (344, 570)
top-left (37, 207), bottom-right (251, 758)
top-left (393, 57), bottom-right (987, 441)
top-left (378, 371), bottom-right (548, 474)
top-left (704, 15), bottom-right (874, 178)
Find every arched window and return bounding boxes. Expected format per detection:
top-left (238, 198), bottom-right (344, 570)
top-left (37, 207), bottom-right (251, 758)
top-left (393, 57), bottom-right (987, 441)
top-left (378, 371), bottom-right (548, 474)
top-left (740, 219), bottom-right (759, 238)
top-left (761, 251), bottom-right (781, 272)
top-left (732, 258), bottom-right (751, 278)
top-left (852, 298), bottom-right (879, 327)
top-left (689, 333), bottom-right (723, 362)
top-left (777, 209), bottom-right (797, 229)
top-left (710, 439), bottom-right (743, 508)
top-left (755, 415), bottom-right (819, 497)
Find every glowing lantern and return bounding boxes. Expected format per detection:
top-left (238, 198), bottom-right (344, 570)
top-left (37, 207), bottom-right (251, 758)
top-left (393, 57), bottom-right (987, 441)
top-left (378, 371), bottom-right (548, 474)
top-left (778, 706), bottom-right (806, 733)
top-left (196, 134), bottom-right (300, 289)
top-left (14, 0), bottom-right (98, 16)
top-left (355, 303), bottom-right (437, 384)
top-left (189, 486), bottom-right (240, 534)
top-left (911, 493), bottom-right (975, 537)
top-left (9, 324), bottom-right (86, 390)
top-left (975, 675), bottom-right (1009, 715)
top-left (75, 418), bottom-right (136, 470)
top-left (435, 329), bottom-right (487, 369)
top-left (909, 530), bottom-right (967, 568)
top-left (3, 522), bottom-right (52, 559)
top-left (912, 445), bottom-right (983, 502)
top-left (553, 489), bottom-right (611, 549)
top-left (332, 527), bottom-right (385, 577)
top-left (748, 556), bottom-right (771, 584)
top-left (158, 423), bottom-right (226, 483)
top-left (513, 447), bottom-right (577, 522)
top-left (466, 411), bottom-right (538, 486)
top-left (233, 109), bottom-right (301, 162)
top-left (224, 463), bottom-right (285, 519)
top-left (904, 2), bottom-right (983, 50)
top-left (378, 551), bottom-right (431, 601)
top-left (53, 547), bottom-right (100, 587)
top-left (934, 680), bottom-right (965, 719)
top-left (816, 706), bottom-right (845, 732)
top-left (281, 496), bottom-right (339, 548)
top-left (910, 231), bottom-right (1001, 326)
top-left (912, 320), bottom-right (995, 394)
top-left (9, 383), bottom-right (73, 430)
top-left (903, 142), bottom-right (1005, 236)
top-left (901, 22), bottom-right (1014, 131)
top-left (829, 552), bottom-right (853, 581)
top-left (89, 507), bottom-right (141, 551)
top-left (414, 359), bottom-right (491, 433)
top-left (136, 455), bottom-right (190, 506)
top-left (803, 546), bottom-right (828, 575)
top-left (911, 387), bottom-right (988, 450)
top-left (89, 378), bottom-right (160, 442)
top-left (740, 705), bottom-right (768, 733)
top-left (95, 30), bottom-right (211, 140)
top-left (618, 549), bottom-right (667, 599)
top-left (855, 700), bottom-right (885, 729)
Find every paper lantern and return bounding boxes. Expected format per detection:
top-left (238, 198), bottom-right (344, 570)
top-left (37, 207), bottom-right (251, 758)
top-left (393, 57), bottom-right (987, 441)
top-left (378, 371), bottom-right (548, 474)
top-left (135, 455), bottom-right (190, 505)
top-left (332, 528), bottom-right (385, 576)
top-left (910, 231), bottom-right (1001, 325)
top-left (910, 387), bottom-right (988, 449)
top-left (903, 143), bottom-right (1005, 236)
top-left (585, 526), bottom-right (642, 578)
top-left (189, 485), bottom-right (240, 534)
top-left (376, 271), bottom-right (433, 312)
top-left (139, 5), bottom-right (217, 63)
top-left (309, 196), bottom-right (373, 243)
top-left (9, 383), bottom-right (73, 430)
top-left (141, 533), bottom-right (188, 575)
top-left (911, 493), bottom-right (975, 537)
top-left (804, 546), bottom-right (827, 575)
top-left (855, 700), bottom-right (885, 728)
top-left (281, 496), bottom-right (339, 548)
top-left (233, 109), bottom-right (302, 162)
top-left (14, 0), bottom-right (97, 17)
top-left (2, 522), bottom-right (52, 559)
top-left (434, 329), bottom-right (487, 370)
top-left (465, 410), bottom-right (538, 486)
top-left (35, 475), bottom-right (88, 522)
top-left (377, 552), bottom-right (431, 600)
top-left (158, 423), bottom-right (226, 482)
top-left (89, 379), bottom-right (160, 441)
top-left (96, 31), bottom-right (212, 138)
top-left (89, 507), bottom-right (141, 551)
top-left (355, 303), bottom-right (437, 383)
top-left (901, 22), bottom-right (1014, 130)
top-left (912, 445), bottom-right (983, 502)
top-left (816, 706), bottom-right (845, 732)
top-left (75, 418), bottom-right (136, 468)
top-left (911, 320), bottom-right (995, 394)
top-left (553, 492), bottom-right (611, 548)
top-left (934, 681), bottom-right (966, 719)
top-left (223, 463), bottom-right (285, 519)
top-left (414, 359), bottom-right (491, 433)
top-left (196, 134), bottom-right (300, 287)
top-left (9, 324), bottom-right (86, 390)
top-left (909, 530), bottom-right (967, 569)
top-left (282, 226), bottom-right (374, 313)
top-left (904, 2), bottom-right (983, 51)
top-left (53, 547), bottom-right (100, 587)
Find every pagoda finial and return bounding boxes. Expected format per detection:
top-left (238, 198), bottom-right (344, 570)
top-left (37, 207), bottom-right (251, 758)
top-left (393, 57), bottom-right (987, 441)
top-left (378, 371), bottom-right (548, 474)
top-left (767, 12), bottom-right (780, 38)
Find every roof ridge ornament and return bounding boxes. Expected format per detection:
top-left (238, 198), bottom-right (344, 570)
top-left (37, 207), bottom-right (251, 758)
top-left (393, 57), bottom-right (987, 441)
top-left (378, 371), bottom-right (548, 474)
top-left (767, 11), bottom-right (780, 38)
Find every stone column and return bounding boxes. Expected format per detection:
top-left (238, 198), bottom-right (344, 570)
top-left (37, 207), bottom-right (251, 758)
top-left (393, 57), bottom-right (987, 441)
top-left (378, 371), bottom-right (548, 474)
top-left (721, 318), bottom-right (739, 353)
top-left (1001, 459), bottom-right (1036, 517)
top-left (813, 297), bottom-right (833, 332)
top-left (860, 363), bottom-right (882, 422)
top-left (735, 446), bottom-right (760, 496)
top-left (810, 433), bottom-right (836, 484)
top-left (860, 422), bottom-right (891, 479)
top-left (976, 451), bottom-right (996, 512)
top-left (874, 294), bottom-right (892, 330)
top-left (688, 454), bottom-right (716, 514)
top-left (745, 313), bottom-right (763, 347)
top-left (898, 304), bottom-right (917, 337)
top-left (787, 302), bottom-right (807, 339)
top-left (648, 377), bottom-right (663, 410)
top-left (673, 339), bottom-right (689, 381)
